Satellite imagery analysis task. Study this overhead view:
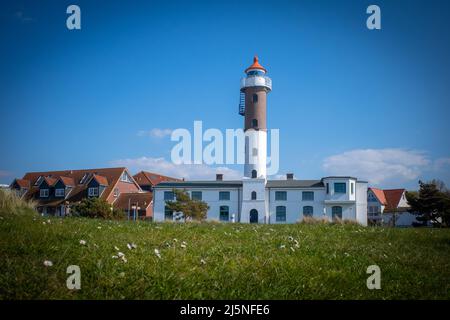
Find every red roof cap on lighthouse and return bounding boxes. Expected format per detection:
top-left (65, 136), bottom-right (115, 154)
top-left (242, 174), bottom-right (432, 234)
top-left (245, 56), bottom-right (267, 73)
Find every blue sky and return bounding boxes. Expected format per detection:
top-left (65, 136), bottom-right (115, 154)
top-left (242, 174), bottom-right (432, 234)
top-left (1, 0), bottom-right (449, 189)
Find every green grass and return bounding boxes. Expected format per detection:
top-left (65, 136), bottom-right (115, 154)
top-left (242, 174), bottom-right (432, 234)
top-left (1, 209), bottom-right (450, 299)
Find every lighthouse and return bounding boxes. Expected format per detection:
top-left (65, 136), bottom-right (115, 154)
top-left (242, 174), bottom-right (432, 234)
top-left (239, 56), bottom-right (272, 179)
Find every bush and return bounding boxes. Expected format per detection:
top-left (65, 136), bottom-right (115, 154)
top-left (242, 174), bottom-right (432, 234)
top-left (71, 198), bottom-right (125, 220)
top-left (0, 189), bottom-right (36, 216)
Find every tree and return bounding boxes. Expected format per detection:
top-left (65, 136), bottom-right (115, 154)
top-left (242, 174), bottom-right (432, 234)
top-left (71, 198), bottom-right (125, 220)
top-left (406, 180), bottom-right (450, 227)
top-left (165, 189), bottom-right (209, 222)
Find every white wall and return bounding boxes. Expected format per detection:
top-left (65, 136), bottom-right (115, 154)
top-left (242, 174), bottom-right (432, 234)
top-left (268, 188), bottom-right (326, 223)
top-left (153, 187), bottom-right (241, 222)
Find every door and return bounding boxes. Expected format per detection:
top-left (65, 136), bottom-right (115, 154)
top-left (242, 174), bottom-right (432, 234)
top-left (250, 209), bottom-right (258, 223)
top-left (332, 206), bottom-right (343, 221)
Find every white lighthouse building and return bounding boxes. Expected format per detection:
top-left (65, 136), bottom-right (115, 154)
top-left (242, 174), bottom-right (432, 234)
top-left (153, 57), bottom-right (368, 225)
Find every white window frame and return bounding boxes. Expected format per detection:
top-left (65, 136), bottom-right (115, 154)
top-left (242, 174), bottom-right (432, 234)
top-left (40, 189), bottom-right (49, 197)
top-left (121, 172), bottom-right (132, 183)
top-left (55, 188), bottom-right (65, 197)
top-left (88, 187), bottom-right (99, 197)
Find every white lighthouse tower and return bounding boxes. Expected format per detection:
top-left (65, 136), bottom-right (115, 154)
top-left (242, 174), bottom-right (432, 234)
top-left (239, 56), bottom-right (272, 223)
top-left (239, 56), bottom-right (272, 179)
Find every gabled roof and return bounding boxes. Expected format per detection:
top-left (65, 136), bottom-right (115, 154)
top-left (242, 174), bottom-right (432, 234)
top-left (21, 167), bottom-right (128, 203)
top-left (58, 176), bottom-right (75, 187)
top-left (133, 171), bottom-right (180, 186)
top-left (12, 178), bottom-right (30, 189)
top-left (369, 187), bottom-right (406, 210)
top-left (114, 192), bottom-right (153, 211)
top-left (43, 177), bottom-right (57, 187)
top-left (91, 174), bottom-right (109, 186)
top-left (383, 189), bottom-right (406, 210)
top-left (369, 187), bottom-right (387, 205)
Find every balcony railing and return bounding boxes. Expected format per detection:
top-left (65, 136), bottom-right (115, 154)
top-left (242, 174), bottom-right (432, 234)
top-left (240, 76), bottom-right (272, 90)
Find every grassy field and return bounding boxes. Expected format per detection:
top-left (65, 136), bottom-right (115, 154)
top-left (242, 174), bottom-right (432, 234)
top-left (1, 208), bottom-right (450, 299)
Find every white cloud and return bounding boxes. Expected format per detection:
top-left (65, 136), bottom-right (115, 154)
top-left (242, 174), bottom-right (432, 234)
top-left (433, 157), bottom-right (450, 171)
top-left (111, 157), bottom-right (242, 180)
top-left (137, 128), bottom-right (173, 139)
top-left (322, 148), bottom-right (431, 185)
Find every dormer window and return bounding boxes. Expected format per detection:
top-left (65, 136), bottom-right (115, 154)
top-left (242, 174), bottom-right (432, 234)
top-left (40, 189), bottom-right (49, 197)
top-left (88, 187), bottom-right (99, 197)
top-left (55, 189), bottom-right (65, 197)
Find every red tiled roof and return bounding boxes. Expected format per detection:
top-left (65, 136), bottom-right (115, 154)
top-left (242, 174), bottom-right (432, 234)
top-left (369, 187), bottom-right (406, 211)
top-left (92, 174), bottom-right (108, 186)
top-left (369, 187), bottom-right (387, 205)
top-left (133, 171), bottom-right (180, 187)
top-left (383, 189), bottom-right (405, 211)
top-left (22, 167), bottom-right (128, 203)
top-left (59, 176), bottom-right (75, 186)
top-left (14, 179), bottom-right (30, 189)
top-left (245, 56), bottom-right (267, 73)
top-left (114, 192), bottom-right (152, 210)
top-left (43, 177), bottom-right (57, 186)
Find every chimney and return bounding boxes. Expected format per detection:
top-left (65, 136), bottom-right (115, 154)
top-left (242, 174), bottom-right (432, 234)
top-left (216, 174), bottom-right (223, 181)
top-left (286, 173), bottom-right (294, 180)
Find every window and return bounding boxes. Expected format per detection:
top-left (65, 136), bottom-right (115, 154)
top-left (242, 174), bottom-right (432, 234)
top-left (275, 191), bottom-right (287, 201)
top-left (332, 206), bottom-right (343, 221)
top-left (334, 183), bottom-right (346, 194)
top-left (88, 187), bottom-right (99, 197)
top-left (351, 183), bottom-right (354, 195)
top-left (252, 148), bottom-right (258, 156)
top-left (40, 189), bottom-right (49, 197)
top-left (276, 206), bottom-right (286, 222)
top-left (191, 191), bottom-right (202, 201)
top-left (219, 191), bottom-right (230, 201)
top-left (121, 171), bottom-right (132, 182)
top-left (303, 206), bottom-right (313, 217)
top-left (369, 206), bottom-right (380, 215)
top-left (113, 188), bottom-right (119, 197)
top-left (164, 191), bottom-right (174, 201)
top-left (251, 170), bottom-right (257, 178)
top-left (251, 119), bottom-right (258, 128)
top-left (252, 93), bottom-right (258, 103)
top-left (55, 188), bottom-right (65, 197)
top-left (164, 206), bottom-right (173, 220)
top-left (251, 191), bottom-right (257, 200)
top-left (220, 206), bottom-right (229, 221)
top-left (368, 192), bottom-right (376, 201)
top-left (302, 191), bottom-right (314, 201)
top-left (326, 183), bottom-right (329, 194)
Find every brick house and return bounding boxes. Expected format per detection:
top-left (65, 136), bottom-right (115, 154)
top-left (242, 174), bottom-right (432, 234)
top-left (10, 167), bottom-right (143, 217)
top-left (133, 171), bottom-right (180, 192)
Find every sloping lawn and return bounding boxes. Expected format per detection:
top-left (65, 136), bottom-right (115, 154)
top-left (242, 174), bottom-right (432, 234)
top-left (1, 211), bottom-right (449, 299)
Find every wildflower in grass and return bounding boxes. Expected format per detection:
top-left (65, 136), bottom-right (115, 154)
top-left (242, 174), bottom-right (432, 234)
top-left (290, 247), bottom-right (295, 252)
top-left (127, 243), bottom-right (137, 250)
top-left (279, 244), bottom-right (286, 249)
top-left (294, 239), bottom-right (299, 248)
top-left (114, 246), bottom-right (120, 251)
top-left (154, 249), bottom-right (161, 259)
top-left (118, 252), bottom-right (125, 258)
top-left (180, 243), bottom-right (186, 249)
top-left (42, 222), bottom-right (46, 225)
top-left (200, 259), bottom-right (206, 265)
top-left (79, 240), bottom-right (86, 246)
top-left (288, 236), bottom-right (294, 242)
top-left (119, 272), bottom-right (125, 277)
top-left (173, 238), bottom-right (178, 242)
top-left (121, 256), bottom-right (128, 263)
top-left (112, 255), bottom-right (118, 259)
top-left (97, 226), bottom-right (102, 229)
top-left (43, 260), bottom-right (53, 267)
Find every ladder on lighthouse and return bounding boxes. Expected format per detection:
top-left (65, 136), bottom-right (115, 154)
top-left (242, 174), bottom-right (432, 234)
top-left (238, 92), bottom-right (245, 116)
